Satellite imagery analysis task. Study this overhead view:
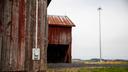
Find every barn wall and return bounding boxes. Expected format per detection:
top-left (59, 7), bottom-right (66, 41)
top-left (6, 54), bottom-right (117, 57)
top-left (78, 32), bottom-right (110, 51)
top-left (48, 26), bottom-right (72, 45)
top-left (0, 0), bottom-right (48, 71)
top-left (48, 26), bottom-right (72, 63)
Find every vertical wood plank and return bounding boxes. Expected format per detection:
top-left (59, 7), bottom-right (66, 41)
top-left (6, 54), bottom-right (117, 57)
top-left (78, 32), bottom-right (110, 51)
top-left (0, 0), bottom-right (13, 71)
top-left (18, 0), bottom-right (26, 70)
top-left (10, 0), bottom-right (19, 70)
top-left (38, 0), bottom-right (47, 71)
top-left (0, 0), bottom-right (3, 70)
top-left (25, 0), bottom-right (34, 71)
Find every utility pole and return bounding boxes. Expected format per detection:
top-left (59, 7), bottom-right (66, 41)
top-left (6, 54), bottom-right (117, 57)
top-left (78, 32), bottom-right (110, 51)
top-left (98, 7), bottom-right (102, 62)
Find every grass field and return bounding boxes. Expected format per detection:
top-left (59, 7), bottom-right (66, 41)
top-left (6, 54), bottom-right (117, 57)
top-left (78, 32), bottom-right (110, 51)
top-left (84, 61), bottom-right (128, 64)
top-left (47, 61), bottom-right (128, 72)
top-left (47, 67), bottom-right (128, 72)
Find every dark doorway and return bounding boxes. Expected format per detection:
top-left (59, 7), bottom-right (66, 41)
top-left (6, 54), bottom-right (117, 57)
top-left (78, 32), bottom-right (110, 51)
top-left (47, 44), bottom-right (69, 63)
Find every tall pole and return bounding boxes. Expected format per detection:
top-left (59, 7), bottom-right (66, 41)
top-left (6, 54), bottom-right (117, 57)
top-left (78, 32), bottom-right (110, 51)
top-left (98, 7), bottom-right (102, 62)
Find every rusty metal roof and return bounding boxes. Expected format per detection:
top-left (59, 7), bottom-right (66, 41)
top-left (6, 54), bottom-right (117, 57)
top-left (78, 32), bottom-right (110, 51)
top-left (48, 15), bottom-right (75, 27)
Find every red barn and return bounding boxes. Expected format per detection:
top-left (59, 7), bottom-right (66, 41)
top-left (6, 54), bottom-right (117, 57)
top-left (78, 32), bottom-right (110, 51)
top-left (47, 15), bottom-right (75, 63)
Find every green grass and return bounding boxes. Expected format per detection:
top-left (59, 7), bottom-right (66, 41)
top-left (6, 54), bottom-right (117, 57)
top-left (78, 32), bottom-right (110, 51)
top-left (78, 67), bottom-right (128, 72)
top-left (47, 67), bottom-right (128, 72)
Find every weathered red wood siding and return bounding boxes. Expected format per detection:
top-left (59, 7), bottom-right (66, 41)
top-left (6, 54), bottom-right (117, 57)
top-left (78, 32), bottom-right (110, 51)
top-left (48, 26), bottom-right (72, 45)
top-left (0, 0), bottom-right (48, 71)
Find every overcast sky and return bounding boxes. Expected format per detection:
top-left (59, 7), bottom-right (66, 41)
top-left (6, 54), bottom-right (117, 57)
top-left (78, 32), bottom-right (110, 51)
top-left (48, 0), bottom-right (128, 60)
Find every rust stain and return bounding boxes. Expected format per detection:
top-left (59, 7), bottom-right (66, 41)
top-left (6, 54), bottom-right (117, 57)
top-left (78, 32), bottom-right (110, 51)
top-left (18, 0), bottom-right (25, 70)
top-left (18, 0), bottom-right (25, 42)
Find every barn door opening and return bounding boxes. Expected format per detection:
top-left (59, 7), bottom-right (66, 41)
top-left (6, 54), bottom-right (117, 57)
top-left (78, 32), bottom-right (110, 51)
top-left (47, 44), bottom-right (69, 63)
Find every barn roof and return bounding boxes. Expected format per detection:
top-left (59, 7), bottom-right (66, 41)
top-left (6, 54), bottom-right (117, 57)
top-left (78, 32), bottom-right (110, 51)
top-left (48, 15), bottom-right (75, 27)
